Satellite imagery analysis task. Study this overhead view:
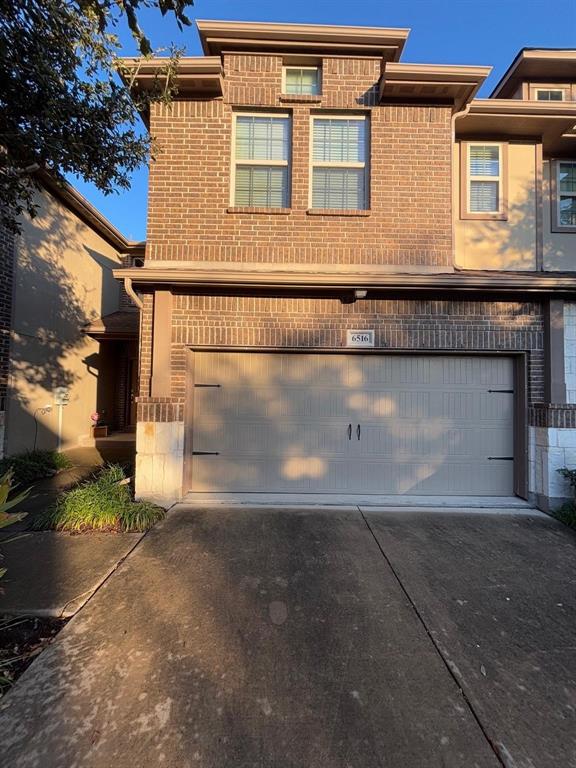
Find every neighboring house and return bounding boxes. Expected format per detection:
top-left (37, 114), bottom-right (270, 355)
top-left (1, 173), bottom-right (142, 456)
top-left (116, 22), bottom-right (576, 511)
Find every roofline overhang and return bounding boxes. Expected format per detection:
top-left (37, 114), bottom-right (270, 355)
top-left (455, 98), bottom-right (576, 144)
top-left (468, 98), bottom-right (576, 117)
top-left (379, 62), bottom-right (492, 111)
top-left (491, 48), bottom-right (576, 99)
top-left (114, 267), bottom-right (576, 295)
top-left (196, 19), bottom-right (410, 60)
top-left (38, 171), bottom-right (144, 254)
top-left (116, 56), bottom-right (224, 98)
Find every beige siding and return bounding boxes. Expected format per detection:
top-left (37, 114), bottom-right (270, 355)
top-left (6, 188), bottom-right (122, 454)
top-left (455, 142), bottom-right (537, 271)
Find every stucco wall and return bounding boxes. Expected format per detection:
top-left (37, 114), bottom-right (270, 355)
top-left (6, 187), bottom-right (122, 454)
top-left (454, 142), bottom-right (537, 271)
top-left (542, 160), bottom-right (576, 272)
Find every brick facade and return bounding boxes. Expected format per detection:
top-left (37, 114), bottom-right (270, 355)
top-left (146, 54), bottom-right (452, 268)
top-left (132, 39), bottom-right (574, 507)
top-left (137, 295), bottom-right (545, 422)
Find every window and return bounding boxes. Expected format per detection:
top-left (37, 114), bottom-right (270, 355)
top-left (557, 161), bottom-right (576, 227)
top-left (535, 89), bottom-right (565, 101)
top-left (468, 143), bottom-right (503, 214)
top-left (283, 67), bottom-right (321, 95)
top-left (311, 116), bottom-right (369, 210)
top-left (232, 114), bottom-right (291, 207)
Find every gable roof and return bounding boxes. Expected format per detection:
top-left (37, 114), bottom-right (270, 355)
top-left (491, 48), bottom-right (576, 98)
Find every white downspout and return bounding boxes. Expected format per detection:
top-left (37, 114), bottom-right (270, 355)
top-left (451, 103), bottom-right (472, 268)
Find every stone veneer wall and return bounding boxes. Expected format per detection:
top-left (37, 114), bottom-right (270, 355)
top-left (529, 303), bottom-right (576, 509)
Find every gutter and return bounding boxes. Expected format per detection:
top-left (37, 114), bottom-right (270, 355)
top-left (113, 267), bottom-right (576, 294)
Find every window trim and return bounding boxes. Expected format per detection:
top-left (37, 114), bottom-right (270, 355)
top-left (528, 82), bottom-right (572, 101)
top-left (460, 141), bottom-right (508, 221)
top-left (534, 87), bottom-right (565, 102)
top-left (308, 113), bottom-right (370, 212)
top-left (282, 66), bottom-right (322, 96)
top-left (551, 158), bottom-right (576, 233)
top-left (230, 111), bottom-right (292, 209)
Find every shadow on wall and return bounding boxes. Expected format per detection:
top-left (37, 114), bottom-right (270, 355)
top-left (458, 173), bottom-right (573, 272)
top-left (188, 349), bottom-right (514, 496)
top-left (6, 192), bottom-right (122, 454)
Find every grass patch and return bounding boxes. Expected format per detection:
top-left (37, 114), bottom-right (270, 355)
top-left (552, 503), bottom-right (576, 530)
top-left (0, 450), bottom-right (71, 486)
top-left (33, 464), bottom-right (165, 533)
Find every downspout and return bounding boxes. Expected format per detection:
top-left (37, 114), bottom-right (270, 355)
top-left (450, 103), bottom-right (472, 267)
top-left (123, 276), bottom-right (144, 310)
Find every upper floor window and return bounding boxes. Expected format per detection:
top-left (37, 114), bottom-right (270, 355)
top-left (558, 161), bottom-right (576, 228)
top-left (467, 143), bottom-right (503, 215)
top-left (283, 67), bottom-right (321, 96)
top-left (232, 113), bottom-right (291, 208)
top-left (311, 116), bottom-right (369, 210)
top-left (536, 88), bottom-right (565, 101)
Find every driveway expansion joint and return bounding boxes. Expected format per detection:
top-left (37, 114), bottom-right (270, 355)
top-left (357, 505), bottom-right (506, 768)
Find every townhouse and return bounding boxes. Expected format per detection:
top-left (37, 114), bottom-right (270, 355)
top-left (1, 174), bottom-right (141, 455)
top-left (117, 22), bottom-right (576, 510)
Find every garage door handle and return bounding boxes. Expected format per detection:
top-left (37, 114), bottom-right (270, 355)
top-left (347, 423), bottom-right (352, 440)
top-left (356, 424), bottom-right (361, 440)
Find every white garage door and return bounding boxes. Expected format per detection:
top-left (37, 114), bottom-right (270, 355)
top-left (189, 352), bottom-right (514, 496)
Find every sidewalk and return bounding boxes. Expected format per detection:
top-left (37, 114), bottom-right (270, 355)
top-left (0, 437), bottom-right (141, 618)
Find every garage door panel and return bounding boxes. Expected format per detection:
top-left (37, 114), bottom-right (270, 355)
top-left (192, 456), bottom-right (359, 493)
top-left (441, 391), bottom-right (513, 420)
top-left (355, 460), bottom-right (513, 495)
top-left (357, 356), bottom-right (434, 386)
top-left (189, 353), bottom-right (515, 496)
top-left (358, 424), bottom-right (512, 458)
top-left (441, 356), bottom-right (512, 387)
top-left (194, 420), bottom-right (352, 457)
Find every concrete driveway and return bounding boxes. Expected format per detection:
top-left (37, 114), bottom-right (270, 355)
top-left (1, 505), bottom-right (575, 767)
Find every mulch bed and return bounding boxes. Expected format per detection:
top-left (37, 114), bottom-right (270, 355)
top-left (0, 615), bottom-right (67, 698)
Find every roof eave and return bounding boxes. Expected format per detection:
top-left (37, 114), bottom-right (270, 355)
top-left (196, 19), bottom-right (410, 60)
top-left (491, 48), bottom-right (576, 98)
top-left (113, 267), bottom-right (576, 294)
top-left (379, 63), bottom-right (492, 111)
top-left (37, 171), bottom-right (142, 253)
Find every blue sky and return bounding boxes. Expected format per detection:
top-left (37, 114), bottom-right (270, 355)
top-left (70, 0), bottom-right (576, 241)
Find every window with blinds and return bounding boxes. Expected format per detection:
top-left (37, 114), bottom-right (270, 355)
top-left (558, 161), bottom-right (576, 227)
top-left (311, 116), bottom-right (368, 210)
top-left (468, 144), bottom-right (502, 213)
top-left (233, 114), bottom-right (291, 207)
top-left (284, 67), bottom-right (321, 95)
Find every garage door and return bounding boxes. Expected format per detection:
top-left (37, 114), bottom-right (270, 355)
top-left (189, 353), bottom-right (514, 495)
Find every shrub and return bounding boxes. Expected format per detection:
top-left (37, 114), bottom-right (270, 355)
top-left (556, 468), bottom-right (576, 529)
top-left (0, 450), bottom-right (71, 486)
top-left (0, 469), bottom-right (29, 583)
top-left (33, 464), bottom-right (165, 533)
